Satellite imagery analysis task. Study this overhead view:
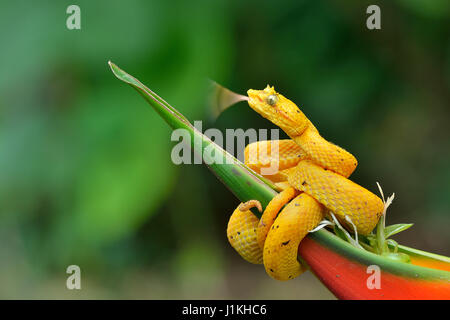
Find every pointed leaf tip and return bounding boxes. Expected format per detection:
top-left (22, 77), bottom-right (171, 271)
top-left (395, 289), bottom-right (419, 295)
top-left (385, 223), bottom-right (414, 239)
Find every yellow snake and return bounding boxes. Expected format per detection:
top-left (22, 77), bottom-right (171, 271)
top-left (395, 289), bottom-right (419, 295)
top-left (227, 85), bottom-right (384, 281)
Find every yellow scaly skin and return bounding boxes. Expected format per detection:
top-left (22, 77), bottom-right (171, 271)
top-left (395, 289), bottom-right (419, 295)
top-left (227, 86), bottom-right (384, 281)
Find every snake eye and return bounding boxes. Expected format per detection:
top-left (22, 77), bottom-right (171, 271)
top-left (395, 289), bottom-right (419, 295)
top-left (267, 94), bottom-right (278, 106)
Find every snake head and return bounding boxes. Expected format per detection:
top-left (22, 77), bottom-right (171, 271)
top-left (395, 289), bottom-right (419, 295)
top-left (247, 85), bottom-right (309, 138)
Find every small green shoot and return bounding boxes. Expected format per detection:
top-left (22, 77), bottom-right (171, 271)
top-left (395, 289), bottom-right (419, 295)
top-left (310, 182), bottom-right (413, 262)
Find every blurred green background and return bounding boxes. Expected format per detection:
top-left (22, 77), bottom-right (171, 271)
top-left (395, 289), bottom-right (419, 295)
top-left (0, 0), bottom-right (449, 299)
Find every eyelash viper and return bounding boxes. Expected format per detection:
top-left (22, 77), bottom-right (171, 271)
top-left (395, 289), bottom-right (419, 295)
top-left (227, 85), bottom-right (384, 281)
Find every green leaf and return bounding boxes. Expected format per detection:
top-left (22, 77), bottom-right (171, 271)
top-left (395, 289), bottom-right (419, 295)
top-left (384, 223), bottom-right (413, 239)
top-left (108, 61), bottom-right (278, 213)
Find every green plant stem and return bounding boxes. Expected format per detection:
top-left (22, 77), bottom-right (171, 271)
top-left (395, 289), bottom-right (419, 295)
top-left (376, 215), bottom-right (388, 254)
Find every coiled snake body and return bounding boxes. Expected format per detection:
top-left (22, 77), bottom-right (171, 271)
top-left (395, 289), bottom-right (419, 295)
top-left (227, 86), bottom-right (384, 281)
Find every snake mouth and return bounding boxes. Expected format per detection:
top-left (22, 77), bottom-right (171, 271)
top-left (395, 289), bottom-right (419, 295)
top-left (247, 89), bottom-right (262, 104)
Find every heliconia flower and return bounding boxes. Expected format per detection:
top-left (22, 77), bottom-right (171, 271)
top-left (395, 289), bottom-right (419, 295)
top-left (109, 62), bottom-right (450, 300)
